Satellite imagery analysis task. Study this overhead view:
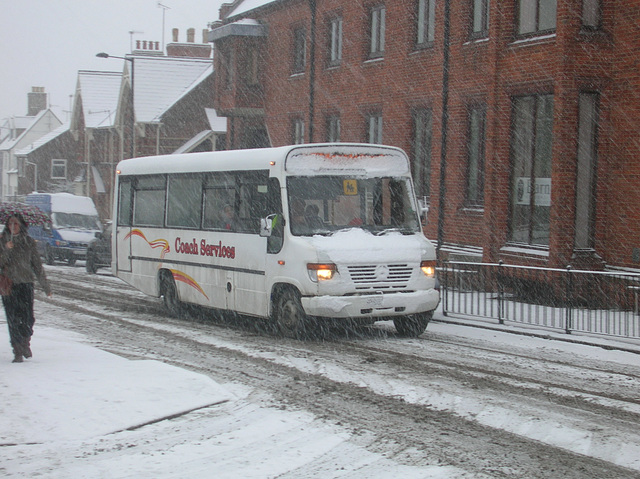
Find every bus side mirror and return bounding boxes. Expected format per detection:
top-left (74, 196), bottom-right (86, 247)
top-left (260, 216), bottom-right (273, 237)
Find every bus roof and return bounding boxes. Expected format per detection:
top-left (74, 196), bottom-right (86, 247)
top-left (115, 143), bottom-right (409, 177)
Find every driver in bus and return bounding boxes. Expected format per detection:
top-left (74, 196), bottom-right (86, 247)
top-left (220, 204), bottom-right (236, 231)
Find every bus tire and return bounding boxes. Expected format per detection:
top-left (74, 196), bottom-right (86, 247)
top-left (161, 273), bottom-right (183, 318)
top-left (68, 256), bottom-right (76, 266)
top-left (393, 311), bottom-right (432, 337)
top-left (275, 288), bottom-right (309, 339)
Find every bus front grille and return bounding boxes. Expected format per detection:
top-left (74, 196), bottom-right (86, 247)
top-left (347, 264), bottom-right (413, 291)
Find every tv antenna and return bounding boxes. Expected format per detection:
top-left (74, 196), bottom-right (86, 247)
top-left (129, 30), bottom-right (144, 53)
top-left (157, 2), bottom-right (171, 52)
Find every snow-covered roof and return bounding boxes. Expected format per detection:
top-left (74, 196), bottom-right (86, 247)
top-left (14, 122), bottom-right (70, 156)
top-left (0, 109), bottom-right (52, 151)
top-left (226, 0), bottom-right (280, 19)
top-left (77, 70), bottom-right (122, 129)
top-left (205, 108), bottom-right (227, 133)
top-left (133, 56), bottom-right (213, 123)
top-left (209, 18), bottom-right (267, 41)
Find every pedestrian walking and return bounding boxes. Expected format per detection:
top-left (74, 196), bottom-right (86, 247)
top-left (0, 213), bottom-right (51, 363)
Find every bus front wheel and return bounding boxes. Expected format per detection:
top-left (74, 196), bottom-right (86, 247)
top-left (393, 311), bottom-right (432, 337)
top-left (161, 273), bottom-right (183, 318)
top-left (275, 289), bottom-right (310, 339)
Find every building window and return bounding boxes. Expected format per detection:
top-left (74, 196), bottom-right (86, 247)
top-left (574, 92), bottom-right (599, 250)
top-left (51, 159), bottom-right (67, 179)
top-left (328, 16), bottom-right (343, 66)
top-left (367, 112), bottom-right (383, 144)
top-left (293, 27), bottom-right (307, 74)
top-left (509, 94), bottom-right (553, 246)
top-left (466, 105), bottom-right (486, 207)
top-left (293, 118), bottom-right (305, 144)
top-left (17, 158), bottom-right (26, 177)
top-left (369, 5), bottom-right (386, 59)
top-left (581, 0), bottom-right (601, 29)
top-left (326, 115), bottom-right (341, 142)
top-left (221, 48), bottom-right (233, 90)
top-left (471, 0), bottom-right (490, 39)
top-left (243, 47), bottom-right (260, 86)
top-left (518, 0), bottom-right (556, 36)
top-left (412, 108), bottom-right (432, 201)
top-left (416, 0), bottom-right (436, 46)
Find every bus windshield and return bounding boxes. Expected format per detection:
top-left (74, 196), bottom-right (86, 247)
top-left (287, 176), bottom-right (420, 236)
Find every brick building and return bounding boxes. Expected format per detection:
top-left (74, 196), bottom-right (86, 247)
top-left (209, 0), bottom-right (640, 271)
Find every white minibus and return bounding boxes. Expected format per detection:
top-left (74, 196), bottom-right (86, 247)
top-left (113, 143), bottom-right (439, 337)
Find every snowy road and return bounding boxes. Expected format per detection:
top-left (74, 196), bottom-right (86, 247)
top-left (22, 265), bottom-right (640, 477)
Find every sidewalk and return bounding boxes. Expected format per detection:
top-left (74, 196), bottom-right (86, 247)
top-left (0, 322), bottom-right (451, 478)
top-left (432, 305), bottom-right (640, 356)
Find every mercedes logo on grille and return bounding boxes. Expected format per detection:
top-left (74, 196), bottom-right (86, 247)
top-left (375, 265), bottom-right (389, 281)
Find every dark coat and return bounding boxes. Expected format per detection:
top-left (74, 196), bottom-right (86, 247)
top-left (0, 231), bottom-right (51, 295)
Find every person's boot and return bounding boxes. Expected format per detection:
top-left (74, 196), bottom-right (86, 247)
top-left (12, 345), bottom-right (23, 363)
top-left (21, 339), bottom-right (32, 359)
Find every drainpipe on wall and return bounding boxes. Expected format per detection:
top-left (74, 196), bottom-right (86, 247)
top-left (308, 0), bottom-right (317, 143)
top-left (436, 0), bottom-right (451, 260)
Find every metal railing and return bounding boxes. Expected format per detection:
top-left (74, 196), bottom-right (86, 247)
top-left (441, 261), bottom-right (640, 339)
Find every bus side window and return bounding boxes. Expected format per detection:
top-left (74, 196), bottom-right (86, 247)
top-left (133, 175), bottom-right (166, 227)
top-left (266, 178), bottom-right (283, 254)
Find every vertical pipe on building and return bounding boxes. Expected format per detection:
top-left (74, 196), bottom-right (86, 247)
top-left (308, 0), bottom-right (317, 143)
top-left (436, 0), bottom-right (451, 260)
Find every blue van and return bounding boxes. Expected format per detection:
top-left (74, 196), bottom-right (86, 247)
top-left (26, 193), bottom-right (102, 265)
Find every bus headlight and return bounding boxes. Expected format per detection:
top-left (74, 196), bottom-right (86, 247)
top-left (307, 263), bottom-right (337, 282)
top-left (420, 260), bottom-right (436, 278)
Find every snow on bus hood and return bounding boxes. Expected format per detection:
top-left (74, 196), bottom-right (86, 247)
top-left (309, 229), bottom-right (434, 264)
top-left (56, 229), bottom-right (99, 243)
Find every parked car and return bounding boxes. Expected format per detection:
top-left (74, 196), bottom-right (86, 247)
top-left (85, 223), bottom-right (112, 274)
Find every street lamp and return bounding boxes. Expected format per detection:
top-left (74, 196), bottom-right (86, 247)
top-left (96, 52), bottom-right (135, 159)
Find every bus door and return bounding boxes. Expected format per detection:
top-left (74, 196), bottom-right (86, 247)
top-left (225, 175), bottom-right (276, 317)
top-left (116, 178), bottom-right (133, 272)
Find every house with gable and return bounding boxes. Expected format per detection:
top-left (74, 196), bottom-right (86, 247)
top-left (11, 28), bottom-right (222, 220)
top-left (131, 53), bottom-right (216, 157)
top-left (0, 88), bottom-right (62, 201)
top-left (14, 122), bottom-right (75, 196)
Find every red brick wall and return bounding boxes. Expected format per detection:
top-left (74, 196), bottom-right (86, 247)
top-left (214, 0), bottom-right (640, 270)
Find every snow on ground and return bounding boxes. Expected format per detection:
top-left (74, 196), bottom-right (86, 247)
top-left (0, 318), bottom-right (471, 478)
top-left (1, 295), bottom-right (640, 477)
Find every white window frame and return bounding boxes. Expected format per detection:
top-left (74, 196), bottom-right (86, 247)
top-left (471, 0), bottom-right (490, 39)
top-left (293, 27), bottom-right (307, 74)
top-left (369, 5), bottom-right (386, 58)
top-left (518, 0), bottom-right (556, 36)
top-left (417, 0), bottom-right (436, 46)
top-left (293, 118), bottom-right (305, 144)
top-left (367, 113), bottom-right (383, 144)
top-left (51, 158), bottom-right (67, 179)
top-left (329, 16), bottom-right (343, 66)
top-left (327, 115), bottom-right (341, 142)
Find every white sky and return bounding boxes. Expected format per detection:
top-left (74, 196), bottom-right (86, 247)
top-left (0, 0), bottom-right (224, 122)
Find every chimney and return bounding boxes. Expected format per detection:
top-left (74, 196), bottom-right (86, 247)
top-left (134, 39), bottom-right (163, 56)
top-left (166, 26), bottom-right (212, 58)
top-left (28, 87), bottom-right (47, 116)
top-left (220, 2), bottom-right (236, 18)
